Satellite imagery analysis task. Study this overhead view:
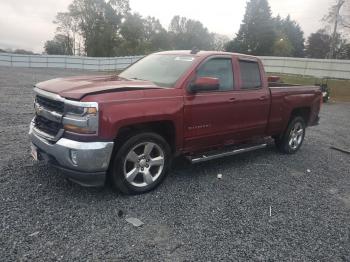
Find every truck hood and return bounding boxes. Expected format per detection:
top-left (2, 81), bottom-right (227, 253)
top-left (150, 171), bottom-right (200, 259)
top-left (35, 74), bottom-right (164, 100)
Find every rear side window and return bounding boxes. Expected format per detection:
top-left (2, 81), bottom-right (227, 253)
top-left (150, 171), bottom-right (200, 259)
top-left (239, 60), bottom-right (262, 89)
top-left (197, 58), bottom-right (234, 91)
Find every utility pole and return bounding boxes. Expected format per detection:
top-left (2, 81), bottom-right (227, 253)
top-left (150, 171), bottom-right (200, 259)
top-left (329, 0), bottom-right (345, 59)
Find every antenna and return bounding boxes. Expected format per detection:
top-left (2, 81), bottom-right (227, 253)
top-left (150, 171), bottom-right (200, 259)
top-left (190, 47), bottom-right (200, 54)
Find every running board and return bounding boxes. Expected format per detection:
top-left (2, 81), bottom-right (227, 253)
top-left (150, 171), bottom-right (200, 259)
top-left (189, 144), bottom-right (267, 164)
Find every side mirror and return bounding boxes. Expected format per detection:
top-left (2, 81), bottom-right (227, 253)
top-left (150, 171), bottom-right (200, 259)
top-left (188, 77), bottom-right (220, 93)
top-left (267, 76), bottom-right (281, 83)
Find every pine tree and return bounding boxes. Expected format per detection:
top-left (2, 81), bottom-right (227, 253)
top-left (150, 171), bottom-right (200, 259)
top-left (275, 15), bottom-right (305, 57)
top-left (228, 0), bottom-right (276, 55)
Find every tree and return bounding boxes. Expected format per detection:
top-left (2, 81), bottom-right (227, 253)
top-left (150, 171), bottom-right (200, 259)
top-left (212, 34), bottom-right (230, 51)
top-left (324, 0), bottom-right (350, 32)
top-left (168, 16), bottom-right (214, 50)
top-left (227, 0), bottom-right (276, 55)
top-left (69, 0), bottom-right (130, 57)
top-left (274, 15), bottom-right (305, 57)
top-left (0, 48), bottom-right (35, 54)
top-left (272, 36), bottom-right (294, 56)
top-left (13, 49), bottom-right (35, 55)
top-left (118, 14), bottom-right (170, 55)
top-left (342, 2), bottom-right (350, 31)
top-left (305, 30), bottom-right (332, 58)
top-left (323, 0), bottom-right (350, 58)
top-left (45, 0), bottom-right (173, 56)
top-left (44, 34), bottom-right (74, 55)
top-left (118, 13), bottom-right (146, 55)
top-left (305, 29), bottom-right (348, 59)
top-left (54, 12), bottom-right (79, 55)
top-left (143, 16), bottom-right (170, 52)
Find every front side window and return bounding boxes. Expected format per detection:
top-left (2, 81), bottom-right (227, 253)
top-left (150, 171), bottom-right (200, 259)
top-left (239, 60), bottom-right (262, 89)
top-left (119, 54), bottom-right (196, 87)
top-left (197, 58), bottom-right (234, 91)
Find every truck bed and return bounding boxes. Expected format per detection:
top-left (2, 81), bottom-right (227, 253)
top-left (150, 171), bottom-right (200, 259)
top-left (267, 84), bottom-right (322, 135)
top-left (269, 84), bottom-right (321, 97)
top-left (269, 82), bottom-right (312, 88)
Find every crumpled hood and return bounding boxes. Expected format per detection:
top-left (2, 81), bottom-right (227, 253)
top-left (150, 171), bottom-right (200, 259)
top-left (36, 74), bottom-right (163, 100)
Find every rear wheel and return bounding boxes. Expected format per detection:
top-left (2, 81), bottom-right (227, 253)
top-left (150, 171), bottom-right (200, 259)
top-left (275, 117), bottom-right (306, 154)
top-left (110, 132), bottom-right (171, 194)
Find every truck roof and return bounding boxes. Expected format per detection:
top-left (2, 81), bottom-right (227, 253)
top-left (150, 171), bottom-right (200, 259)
top-left (154, 50), bottom-right (259, 60)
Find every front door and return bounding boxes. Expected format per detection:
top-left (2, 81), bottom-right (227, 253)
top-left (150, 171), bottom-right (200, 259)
top-left (183, 56), bottom-right (238, 152)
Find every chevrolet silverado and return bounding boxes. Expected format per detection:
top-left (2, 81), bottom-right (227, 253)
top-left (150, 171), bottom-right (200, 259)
top-left (29, 50), bottom-right (322, 194)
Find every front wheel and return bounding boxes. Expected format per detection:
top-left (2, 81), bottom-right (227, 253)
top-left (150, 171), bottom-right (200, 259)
top-left (110, 132), bottom-right (171, 194)
top-left (275, 117), bottom-right (306, 154)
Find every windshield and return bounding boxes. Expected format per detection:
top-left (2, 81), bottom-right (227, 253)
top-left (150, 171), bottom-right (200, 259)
top-left (119, 54), bottom-right (196, 87)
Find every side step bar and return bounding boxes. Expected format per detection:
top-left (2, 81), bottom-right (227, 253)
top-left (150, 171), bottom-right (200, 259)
top-left (189, 144), bottom-right (267, 164)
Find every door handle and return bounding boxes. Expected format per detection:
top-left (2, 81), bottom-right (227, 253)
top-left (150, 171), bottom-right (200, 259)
top-left (228, 97), bottom-right (236, 102)
top-left (258, 96), bottom-right (267, 101)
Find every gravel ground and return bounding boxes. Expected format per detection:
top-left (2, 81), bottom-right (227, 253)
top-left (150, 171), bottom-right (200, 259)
top-left (0, 67), bottom-right (350, 261)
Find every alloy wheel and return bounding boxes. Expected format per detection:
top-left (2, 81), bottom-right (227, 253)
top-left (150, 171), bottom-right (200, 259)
top-left (288, 122), bottom-right (304, 150)
top-left (123, 142), bottom-right (165, 188)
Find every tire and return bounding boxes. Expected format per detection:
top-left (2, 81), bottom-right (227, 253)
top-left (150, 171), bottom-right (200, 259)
top-left (110, 132), bottom-right (172, 194)
top-left (275, 116), bottom-right (306, 154)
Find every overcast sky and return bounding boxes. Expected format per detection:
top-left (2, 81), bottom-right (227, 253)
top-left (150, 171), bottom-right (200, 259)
top-left (0, 0), bottom-right (335, 53)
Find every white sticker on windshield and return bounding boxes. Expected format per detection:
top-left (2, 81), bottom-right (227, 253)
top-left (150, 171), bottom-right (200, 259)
top-left (175, 56), bottom-right (195, 62)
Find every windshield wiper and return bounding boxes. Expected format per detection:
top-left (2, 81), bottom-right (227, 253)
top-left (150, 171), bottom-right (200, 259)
top-left (129, 77), bottom-right (148, 81)
top-left (124, 77), bottom-right (168, 88)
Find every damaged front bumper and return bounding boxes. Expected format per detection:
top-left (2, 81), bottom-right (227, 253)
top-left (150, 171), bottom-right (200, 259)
top-left (29, 121), bottom-right (114, 187)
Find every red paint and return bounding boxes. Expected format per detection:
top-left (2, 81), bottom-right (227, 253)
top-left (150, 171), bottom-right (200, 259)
top-left (193, 77), bottom-right (220, 89)
top-left (267, 76), bottom-right (281, 82)
top-left (37, 51), bottom-right (322, 155)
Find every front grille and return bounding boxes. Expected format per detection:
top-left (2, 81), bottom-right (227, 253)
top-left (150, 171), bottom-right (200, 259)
top-left (34, 115), bottom-right (62, 137)
top-left (36, 95), bottom-right (64, 113)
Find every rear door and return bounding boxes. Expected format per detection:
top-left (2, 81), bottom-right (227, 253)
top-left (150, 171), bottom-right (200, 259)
top-left (183, 56), bottom-right (238, 151)
top-left (233, 59), bottom-right (271, 139)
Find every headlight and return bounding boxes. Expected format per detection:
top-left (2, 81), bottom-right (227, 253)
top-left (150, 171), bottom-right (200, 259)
top-left (62, 102), bottom-right (99, 135)
top-left (65, 104), bottom-right (97, 116)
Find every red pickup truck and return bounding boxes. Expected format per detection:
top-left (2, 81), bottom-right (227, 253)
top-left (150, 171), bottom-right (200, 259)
top-left (29, 50), bottom-right (322, 194)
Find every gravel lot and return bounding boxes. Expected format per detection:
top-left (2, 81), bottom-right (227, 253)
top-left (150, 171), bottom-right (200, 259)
top-left (0, 67), bottom-right (350, 261)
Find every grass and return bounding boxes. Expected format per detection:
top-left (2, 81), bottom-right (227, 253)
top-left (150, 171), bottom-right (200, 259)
top-left (271, 74), bottom-right (350, 102)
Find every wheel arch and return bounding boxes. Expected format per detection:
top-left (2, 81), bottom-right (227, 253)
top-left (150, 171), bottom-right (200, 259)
top-left (275, 106), bottom-right (310, 140)
top-left (290, 107), bottom-right (311, 125)
top-left (114, 120), bottom-right (177, 154)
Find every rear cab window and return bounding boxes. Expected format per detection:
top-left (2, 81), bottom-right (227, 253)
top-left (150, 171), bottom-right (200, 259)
top-left (239, 60), bottom-right (262, 89)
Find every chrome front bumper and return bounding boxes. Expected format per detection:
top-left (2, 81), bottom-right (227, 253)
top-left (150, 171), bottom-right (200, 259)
top-left (29, 121), bottom-right (114, 186)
